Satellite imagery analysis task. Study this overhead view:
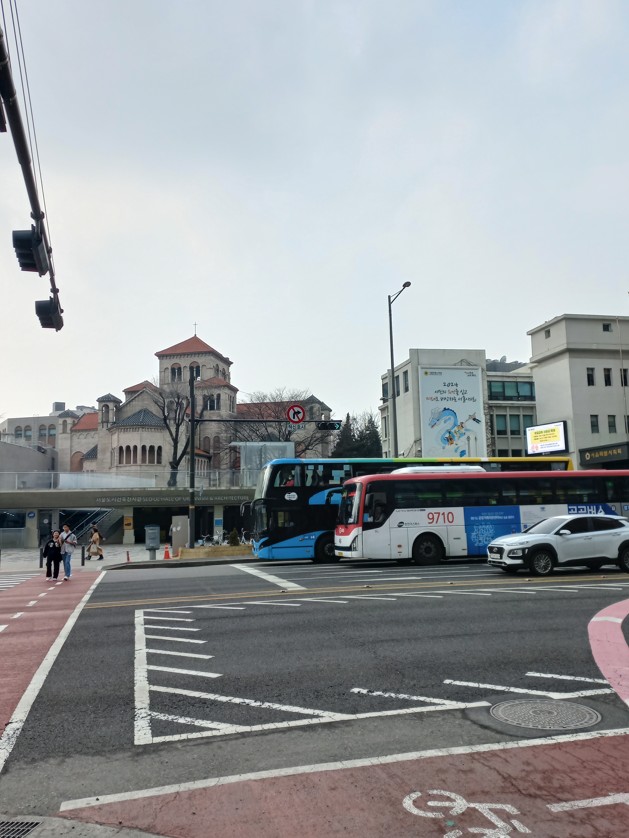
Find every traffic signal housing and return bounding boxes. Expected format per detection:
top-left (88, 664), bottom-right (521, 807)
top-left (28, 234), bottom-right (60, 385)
top-left (316, 421), bottom-right (342, 431)
top-left (35, 298), bottom-right (63, 331)
top-left (12, 226), bottom-right (50, 276)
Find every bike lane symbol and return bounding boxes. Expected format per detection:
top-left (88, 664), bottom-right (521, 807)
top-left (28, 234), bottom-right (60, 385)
top-left (403, 789), bottom-right (531, 836)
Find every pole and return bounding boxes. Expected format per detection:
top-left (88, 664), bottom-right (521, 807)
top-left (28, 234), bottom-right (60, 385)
top-left (188, 368), bottom-right (196, 548)
top-left (388, 294), bottom-right (399, 458)
top-left (387, 281), bottom-right (411, 458)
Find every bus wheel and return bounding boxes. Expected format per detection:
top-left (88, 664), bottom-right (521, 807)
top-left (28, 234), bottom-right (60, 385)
top-left (313, 533), bottom-right (339, 563)
top-left (412, 535), bottom-right (445, 565)
top-left (528, 549), bottom-right (554, 576)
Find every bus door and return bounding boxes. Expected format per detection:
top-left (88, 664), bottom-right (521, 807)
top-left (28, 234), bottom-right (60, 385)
top-left (362, 484), bottom-right (400, 559)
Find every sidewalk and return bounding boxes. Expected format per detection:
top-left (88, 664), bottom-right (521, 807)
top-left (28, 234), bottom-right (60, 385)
top-left (0, 544), bottom-right (255, 574)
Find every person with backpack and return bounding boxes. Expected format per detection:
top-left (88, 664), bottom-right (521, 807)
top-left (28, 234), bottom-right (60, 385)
top-left (59, 524), bottom-right (77, 580)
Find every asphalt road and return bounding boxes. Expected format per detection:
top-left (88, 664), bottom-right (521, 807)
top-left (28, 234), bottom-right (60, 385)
top-left (2, 559), bottom-right (629, 831)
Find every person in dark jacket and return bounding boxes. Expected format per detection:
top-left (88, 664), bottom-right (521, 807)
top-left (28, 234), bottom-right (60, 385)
top-left (43, 530), bottom-right (63, 581)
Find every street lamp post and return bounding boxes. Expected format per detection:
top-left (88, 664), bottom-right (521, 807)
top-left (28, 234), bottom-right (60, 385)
top-left (388, 281), bottom-right (411, 457)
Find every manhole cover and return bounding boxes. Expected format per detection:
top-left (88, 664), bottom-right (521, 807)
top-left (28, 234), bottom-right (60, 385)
top-left (489, 699), bottom-right (601, 730)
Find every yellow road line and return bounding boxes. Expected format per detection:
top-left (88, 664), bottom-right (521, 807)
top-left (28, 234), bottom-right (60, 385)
top-left (84, 573), bottom-right (621, 610)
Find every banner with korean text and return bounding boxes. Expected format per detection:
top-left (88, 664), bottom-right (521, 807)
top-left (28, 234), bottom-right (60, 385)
top-left (419, 366), bottom-right (487, 457)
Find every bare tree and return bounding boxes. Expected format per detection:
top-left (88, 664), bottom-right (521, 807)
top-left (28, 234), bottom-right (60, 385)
top-left (151, 384), bottom-right (198, 487)
top-left (217, 388), bottom-right (335, 459)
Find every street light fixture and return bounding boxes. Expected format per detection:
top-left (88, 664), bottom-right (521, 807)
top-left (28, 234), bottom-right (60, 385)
top-left (388, 281), bottom-right (411, 457)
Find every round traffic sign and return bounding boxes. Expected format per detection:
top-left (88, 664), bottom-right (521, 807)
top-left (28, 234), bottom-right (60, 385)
top-left (286, 403), bottom-right (305, 424)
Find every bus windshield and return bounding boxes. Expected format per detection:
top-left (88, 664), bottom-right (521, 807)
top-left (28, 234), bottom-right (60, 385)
top-left (338, 484), bottom-right (362, 525)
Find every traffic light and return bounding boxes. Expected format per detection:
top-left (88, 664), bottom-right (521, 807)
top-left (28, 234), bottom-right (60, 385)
top-left (12, 226), bottom-right (50, 275)
top-left (316, 421), bottom-right (342, 431)
top-left (35, 298), bottom-right (63, 330)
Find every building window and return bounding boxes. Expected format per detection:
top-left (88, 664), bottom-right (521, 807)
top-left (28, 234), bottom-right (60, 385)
top-left (171, 364), bottom-right (182, 382)
top-left (190, 363), bottom-right (200, 380)
top-left (38, 424), bottom-right (47, 441)
top-left (590, 415), bottom-right (599, 433)
top-left (488, 381), bottom-right (534, 401)
top-left (609, 415), bottom-right (617, 433)
top-left (622, 369), bottom-right (629, 387)
top-left (544, 329), bottom-right (551, 339)
top-left (496, 415), bottom-right (507, 436)
top-left (47, 425), bottom-right (56, 446)
top-left (132, 445), bottom-right (138, 464)
top-left (24, 426), bottom-right (32, 441)
top-left (403, 370), bottom-right (409, 393)
top-left (395, 375), bottom-right (400, 397)
top-left (497, 449), bottom-right (510, 457)
top-left (523, 414), bottom-right (534, 431)
top-left (141, 445), bottom-right (147, 464)
top-left (604, 368), bottom-right (612, 386)
top-left (383, 415), bottom-right (388, 440)
top-left (382, 382), bottom-right (389, 400)
top-left (587, 367), bottom-right (595, 386)
top-left (509, 415), bottom-right (521, 435)
top-left (603, 322), bottom-right (612, 332)
top-left (14, 426), bottom-right (22, 439)
top-left (511, 449), bottom-right (522, 457)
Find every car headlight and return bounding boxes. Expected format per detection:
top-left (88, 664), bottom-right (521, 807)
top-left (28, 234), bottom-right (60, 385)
top-left (507, 548), bottom-right (524, 557)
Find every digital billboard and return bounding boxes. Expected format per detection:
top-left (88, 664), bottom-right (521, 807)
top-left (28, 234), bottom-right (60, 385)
top-left (419, 366), bottom-right (487, 457)
top-left (525, 420), bottom-right (568, 455)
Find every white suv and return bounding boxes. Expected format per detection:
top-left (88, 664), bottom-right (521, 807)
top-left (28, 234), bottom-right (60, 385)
top-left (487, 514), bottom-right (629, 576)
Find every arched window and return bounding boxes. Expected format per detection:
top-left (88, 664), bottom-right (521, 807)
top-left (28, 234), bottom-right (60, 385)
top-left (14, 426), bottom-right (22, 439)
top-left (190, 362), bottom-right (200, 380)
top-left (24, 426), bottom-right (32, 442)
top-left (102, 404), bottom-right (110, 424)
top-left (205, 395), bottom-right (215, 411)
top-left (125, 445), bottom-right (132, 464)
top-left (156, 446), bottom-right (162, 464)
top-left (38, 424), bottom-right (47, 441)
top-left (118, 446), bottom-right (124, 465)
top-left (70, 451), bottom-right (84, 472)
top-left (148, 445), bottom-right (156, 464)
top-left (141, 445), bottom-right (147, 464)
top-left (132, 445), bottom-right (138, 464)
top-left (202, 436), bottom-right (211, 452)
top-left (212, 435), bottom-right (221, 470)
top-left (221, 368), bottom-right (226, 378)
top-left (48, 425), bottom-right (56, 446)
top-left (163, 367), bottom-right (169, 383)
top-left (171, 364), bottom-right (182, 382)
top-left (62, 420), bottom-right (68, 434)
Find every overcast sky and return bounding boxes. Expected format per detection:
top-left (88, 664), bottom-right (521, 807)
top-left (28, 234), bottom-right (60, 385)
top-left (1, 0), bottom-right (628, 421)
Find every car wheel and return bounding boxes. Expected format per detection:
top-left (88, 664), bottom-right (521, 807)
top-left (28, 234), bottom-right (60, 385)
top-left (528, 549), bottom-right (554, 576)
top-left (412, 534), bottom-right (445, 565)
top-left (618, 546), bottom-right (629, 573)
top-left (312, 533), bottom-right (339, 564)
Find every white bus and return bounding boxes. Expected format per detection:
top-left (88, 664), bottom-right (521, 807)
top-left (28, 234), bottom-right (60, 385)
top-left (335, 469), bottom-right (629, 564)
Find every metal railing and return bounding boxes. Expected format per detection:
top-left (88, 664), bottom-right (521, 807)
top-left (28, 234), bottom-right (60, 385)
top-left (0, 468), bottom-right (261, 491)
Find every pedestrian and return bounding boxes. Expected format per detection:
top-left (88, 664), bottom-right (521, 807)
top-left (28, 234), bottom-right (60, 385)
top-left (59, 523), bottom-right (77, 580)
top-left (42, 530), bottom-right (63, 581)
top-left (88, 525), bottom-right (104, 561)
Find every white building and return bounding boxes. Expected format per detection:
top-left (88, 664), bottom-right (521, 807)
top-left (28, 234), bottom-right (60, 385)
top-left (379, 348), bottom-right (536, 460)
top-left (528, 314), bottom-right (629, 468)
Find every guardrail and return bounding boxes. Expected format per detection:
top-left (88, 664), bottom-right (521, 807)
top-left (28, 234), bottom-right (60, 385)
top-left (0, 469), bottom-right (261, 491)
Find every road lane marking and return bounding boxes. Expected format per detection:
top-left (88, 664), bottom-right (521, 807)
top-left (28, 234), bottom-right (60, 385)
top-left (591, 615), bottom-right (622, 623)
top-left (134, 610), bottom-right (152, 745)
top-left (0, 574), bottom-right (104, 775)
top-left (230, 563), bottom-right (305, 590)
top-left (60, 726), bottom-right (629, 811)
top-left (0, 625), bottom-right (6, 633)
top-left (144, 635), bottom-right (207, 644)
top-left (246, 601), bottom-right (302, 607)
top-left (189, 605), bottom-right (246, 610)
top-left (147, 649), bottom-right (214, 659)
top-left (26, 601), bottom-right (38, 607)
top-left (143, 625), bottom-right (200, 632)
top-left (526, 671), bottom-right (608, 684)
top-left (432, 591), bottom-right (492, 596)
top-left (443, 679), bottom-right (613, 698)
top-left (346, 595), bottom-right (398, 601)
top-left (10, 613), bottom-right (23, 619)
top-left (302, 598), bottom-right (349, 603)
top-left (144, 609), bottom-right (193, 615)
top-left (548, 793), bottom-right (629, 812)
top-left (147, 665), bottom-right (222, 678)
top-left (140, 616), bottom-right (195, 622)
top-left (395, 593), bottom-right (444, 598)
top-left (148, 711), bottom-right (245, 731)
top-left (475, 588), bottom-right (538, 594)
top-left (351, 687), bottom-right (469, 707)
top-left (150, 685), bottom-right (353, 719)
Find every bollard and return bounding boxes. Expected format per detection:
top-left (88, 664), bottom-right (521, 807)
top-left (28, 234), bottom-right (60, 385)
top-left (39, 548), bottom-right (43, 569)
top-left (81, 545), bottom-right (86, 566)
top-left (126, 550), bottom-right (130, 563)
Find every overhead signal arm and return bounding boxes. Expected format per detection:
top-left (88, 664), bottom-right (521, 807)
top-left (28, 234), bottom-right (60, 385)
top-left (0, 24), bottom-right (63, 330)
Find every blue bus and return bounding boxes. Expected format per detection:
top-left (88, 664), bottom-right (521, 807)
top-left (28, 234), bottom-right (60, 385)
top-left (246, 455), bottom-right (572, 561)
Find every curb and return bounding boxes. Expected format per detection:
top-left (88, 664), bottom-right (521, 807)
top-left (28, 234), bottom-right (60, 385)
top-left (106, 556), bottom-right (257, 569)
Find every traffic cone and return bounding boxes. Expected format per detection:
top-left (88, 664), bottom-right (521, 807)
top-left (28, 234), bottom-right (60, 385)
top-left (164, 544), bottom-right (171, 560)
